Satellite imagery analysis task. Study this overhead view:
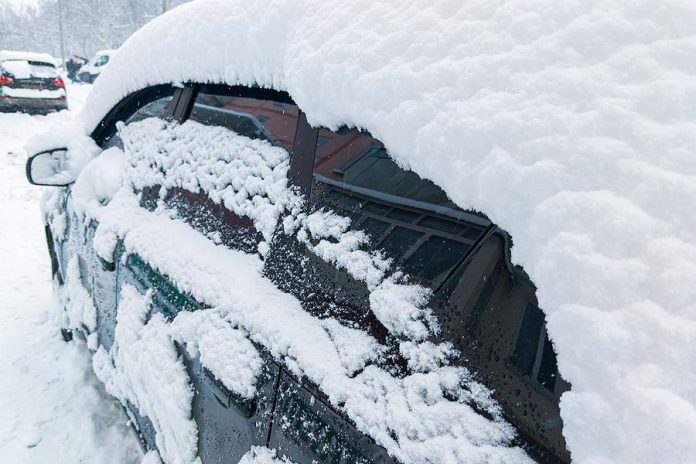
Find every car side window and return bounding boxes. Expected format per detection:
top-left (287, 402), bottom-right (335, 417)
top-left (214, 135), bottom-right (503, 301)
top-left (512, 302), bottom-right (560, 394)
top-left (188, 84), bottom-right (299, 152)
top-left (95, 55), bottom-right (110, 67)
top-left (98, 85), bottom-right (176, 149)
top-left (312, 128), bottom-right (490, 290)
top-left (145, 85), bottom-right (301, 253)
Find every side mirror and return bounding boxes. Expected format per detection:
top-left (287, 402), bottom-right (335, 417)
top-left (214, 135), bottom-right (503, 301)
top-left (26, 148), bottom-right (75, 186)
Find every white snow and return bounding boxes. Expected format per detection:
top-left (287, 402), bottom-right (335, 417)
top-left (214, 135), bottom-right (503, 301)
top-left (295, 210), bottom-right (390, 290)
top-left (170, 309), bottom-right (263, 401)
top-left (92, 284), bottom-right (199, 464)
top-left (1, 60), bottom-right (32, 78)
top-left (0, 82), bottom-right (142, 463)
top-left (238, 447), bottom-right (295, 464)
top-left (69, 1), bottom-right (696, 462)
top-left (121, 118), bottom-right (301, 244)
top-left (59, 256), bottom-right (98, 334)
top-left (369, 276), bottom-right (437, 341)
top-left (0, 50), bottom-right (57, 67)
top-left (71, 146), bottom-right (125, 218)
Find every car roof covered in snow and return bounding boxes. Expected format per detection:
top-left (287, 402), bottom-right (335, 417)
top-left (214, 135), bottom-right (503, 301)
top-left (0, 50), bottom-right (56, 66)
top-left (78, 1), bottom-right (696, 463)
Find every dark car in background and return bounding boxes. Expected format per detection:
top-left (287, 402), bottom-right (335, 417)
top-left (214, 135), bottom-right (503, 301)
top-left (0, 50), bottom-right (67, 114)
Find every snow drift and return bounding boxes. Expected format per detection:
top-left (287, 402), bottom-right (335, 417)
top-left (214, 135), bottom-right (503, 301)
top-left (72, 1), bottom-right (696, 463)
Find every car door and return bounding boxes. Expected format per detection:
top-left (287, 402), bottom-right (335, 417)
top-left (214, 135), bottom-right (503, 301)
top-left (110, 83), bottom-right (316, 461)
top-left (263, 126), bottom-right (570, 463)
top-left (52, 85), bottom-right (177, 343)
top-left (84, 85), bottom-right (178, 350)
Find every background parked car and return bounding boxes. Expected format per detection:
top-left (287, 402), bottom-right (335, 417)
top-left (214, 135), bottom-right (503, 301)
top-left (0, 50), bottom-right (67, 114)
top-left (66, 55), bottom-right (88, 83)
top-left (78, 49), bottom-right (115, 83)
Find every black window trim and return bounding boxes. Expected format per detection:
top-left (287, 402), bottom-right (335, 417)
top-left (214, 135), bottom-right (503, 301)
top-left (91, 84), bottom-right (182, 146)
top-left (314, 173), bottom-right (491, 228)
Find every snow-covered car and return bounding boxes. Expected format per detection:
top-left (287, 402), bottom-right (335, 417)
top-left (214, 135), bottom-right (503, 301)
top-left (78, 49), bottom-right (115, 84)
top-left (29, 83), bottom-right (570, 464)
top-left (26, 92), bottom-right (569, 463)
top-left (0, 50), bottom-right (67, 114)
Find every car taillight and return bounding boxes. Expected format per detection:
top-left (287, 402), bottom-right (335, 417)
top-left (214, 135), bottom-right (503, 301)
top-left (52, 77), bottom-right (65, 88)
top-left (0, 75), bottom-right (12, 86)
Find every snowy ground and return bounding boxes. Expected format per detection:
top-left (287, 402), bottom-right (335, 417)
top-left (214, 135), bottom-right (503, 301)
top-left (0, 82), bottom-right (142, 463)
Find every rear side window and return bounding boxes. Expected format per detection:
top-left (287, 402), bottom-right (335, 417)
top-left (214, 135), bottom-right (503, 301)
top-left (512, 302), bottom-right (560, 394)
top-left (95, 55), bottom-right (110, 67)
top-left (1, 60), bottom-right (57, 78)
top-left (189, 85), bottom-right (299, 152)
top-left (311, 128), bottom-right (490, 290)
top-left (265, 127), bottom-right (491, 343)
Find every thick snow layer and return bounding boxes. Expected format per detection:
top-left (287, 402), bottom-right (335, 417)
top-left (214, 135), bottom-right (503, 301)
top-left (121, 118), bottom-right (301, 244)
top-left (0, 50), bottom-right (57, 67)
top-left (239, 447), bottom-right (295, 464)
top-left (1, 60), bottom-right (32, 79)
top-left (71, 146), bottom-right (124, 219)
top-left (92, 284), bottom-right (199, 464)
top-left (170, 310), bottom-right (263, 401)
top-left (0, 82), bottom-right (142, 462)
top-left (75, 1), bottom-right (696, 462)
top-left (59, 256), bottom-right (98, 335)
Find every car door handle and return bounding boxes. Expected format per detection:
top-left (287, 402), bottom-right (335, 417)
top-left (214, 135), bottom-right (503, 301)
top-left (203, 368), bottom-right (256, 418)
top-left (98, 255), bottom-right (116, 272)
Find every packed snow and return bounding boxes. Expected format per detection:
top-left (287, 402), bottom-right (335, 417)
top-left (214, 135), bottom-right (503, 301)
top-left (70, 1), bottom-right (696, 462)
top-left (0, 82), bottom-right (142, 462)
top-left (238, 447), bottom-right (295, 464)
top-left (92, 284), bottom-right (199, 464)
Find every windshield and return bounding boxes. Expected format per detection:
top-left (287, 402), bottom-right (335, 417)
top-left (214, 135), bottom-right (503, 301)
top-left (91, 54), bottom-right (110, 67)
top-left (1, 60), bottom-right (57, 79)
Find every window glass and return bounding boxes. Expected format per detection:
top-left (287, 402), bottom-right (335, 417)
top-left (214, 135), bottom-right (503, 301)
top-left (311, 128), bottom-right (490, 290)
top-left (95, 55), bottom-right (110, 67)
top-left (189, 86), bottom-right (299, 152)
top-left (99, 86), bottom-right (175, 148)
top-left (124, 95), bottom-right (174, 124)
top-left (512, 302), bottom-right (544, 376)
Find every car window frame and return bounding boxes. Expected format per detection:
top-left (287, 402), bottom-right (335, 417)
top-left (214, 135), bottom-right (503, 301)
top-left (175, 83), bottom-right (318, 197)
top-left (91, 84), bottom-right (182, 148)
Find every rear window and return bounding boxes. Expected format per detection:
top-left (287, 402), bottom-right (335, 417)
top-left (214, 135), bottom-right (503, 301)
top-left (94, 55), bottom-right (110, 67)
top-left (189, 85), bottom-right (299, 152)
top-left (1, 60), bottom-right (57, 79)
top-left (311, 128), bottom-right (490, 290)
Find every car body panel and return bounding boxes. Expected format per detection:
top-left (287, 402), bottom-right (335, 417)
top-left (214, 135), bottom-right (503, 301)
top-left (38, 82), bottom-right (570, 464)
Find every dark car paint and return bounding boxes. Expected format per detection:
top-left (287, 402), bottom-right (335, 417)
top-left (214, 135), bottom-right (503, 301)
top-left (43, 84), bottom-right (570, 464)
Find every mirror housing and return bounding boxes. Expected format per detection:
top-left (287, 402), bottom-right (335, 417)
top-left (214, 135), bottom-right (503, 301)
top-left (26, 148), bottom-right (75, 186)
